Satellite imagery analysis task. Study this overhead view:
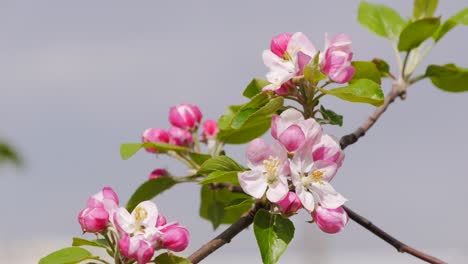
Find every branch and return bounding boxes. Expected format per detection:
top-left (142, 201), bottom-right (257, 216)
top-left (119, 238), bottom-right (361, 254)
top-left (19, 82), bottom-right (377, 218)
top-left (340, 80), bottom-right (406, 150)
top-left (187, 203), bottom-right (263, 264)
top-left (344, 206), bottom-right (446, 264)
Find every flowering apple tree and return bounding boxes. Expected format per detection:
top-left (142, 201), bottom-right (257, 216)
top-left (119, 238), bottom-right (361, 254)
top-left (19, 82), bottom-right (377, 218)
top-left (40, 1), bottom-right (468, 264)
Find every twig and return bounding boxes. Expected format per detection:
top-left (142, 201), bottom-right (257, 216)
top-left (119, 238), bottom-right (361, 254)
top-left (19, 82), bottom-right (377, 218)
top-left (209, 182), bottom-right (245, 193)
top-left (344, 206), bottom-right (446, 264)
top-left (187, 203), bottom-right (263, 264)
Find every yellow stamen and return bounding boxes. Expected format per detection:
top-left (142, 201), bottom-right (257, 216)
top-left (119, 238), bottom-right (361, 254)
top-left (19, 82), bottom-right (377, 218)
top-left (134, 206), bottom-right (148, 222)
top-left (263, 156), bottom-right (280, 183)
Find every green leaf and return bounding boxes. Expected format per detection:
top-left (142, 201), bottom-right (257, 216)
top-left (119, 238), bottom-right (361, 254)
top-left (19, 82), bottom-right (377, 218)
top-left (126, 177), bottom-right (178, 211)
top-left (199, 171), bottom-right (240, 185)
top-left (120, 142), bottom-right (188, 160)
top-left (207, 201), bottom-right (225, 229)
top-left (224, 198), bottom-right (254, 211)
top-left (188, 152), bottom-right (212, 166)
top-left (317, 105), bottom-right (343, 126)
top-left (218, 104), bottom-right (242, 130)
top-left (322, 79), bottom-right (384, 106)
top-left (433, 8), bottom-right (468, 42)
top-left (425, 64), bottom-right (468, 92)
top-left (0, 141), bottom-right (22, 167)
top-left (72, 237), bottom-right (108, 249)
top-left (372, 58), bottom-right (391, 78)
top-left (398, 17), bottom-right (440, 51)
top-left (198, 156), bottom-right (243, 174)
top-left (120, 143), bottom-right (142, 160)
top-left (231, 94), bottom-right (281, 129)
top-left (199, 185), bottom-right (252, 228)
top-left (243, 78), bottom-right (270, 99)
top-left (39, 247), bottom-right (92, 264)
top-left (142, 142), bottom-right (189, 152)
top-left (253, 209), bottom-right (295, 264)
top-left (358, 1), bottom-right (406, 39)
top-left (217, 116), bottom-right (272, 144)
top-left (414, 0), bottom-right (438, 19)
top-left (154, 253), bottom-right (191, 264)
top-left (351, 61), bottom-right (382, 84)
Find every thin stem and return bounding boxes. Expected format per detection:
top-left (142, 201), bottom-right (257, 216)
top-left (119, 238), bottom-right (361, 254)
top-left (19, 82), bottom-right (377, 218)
top-left (192, 131), bottom-right (201, 153)
top-left (409, 74), bottom-right (427, 85)
top-left (391, 42), bottom-right (403, 73)
top-left (401, 51), bottom-right (411, 80)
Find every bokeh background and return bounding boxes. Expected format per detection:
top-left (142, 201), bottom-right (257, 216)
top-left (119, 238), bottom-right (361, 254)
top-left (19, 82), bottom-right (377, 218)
top-left (1, 0), bottom-right (467, 263)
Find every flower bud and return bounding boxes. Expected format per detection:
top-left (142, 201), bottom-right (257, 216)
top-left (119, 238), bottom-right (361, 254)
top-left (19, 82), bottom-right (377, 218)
top-left (119, 234), bottom-right (155, 264)
top-left (312, 205), bottom-right (348, 234)
top-left (270, 33), bottom-right (292, 58)
top-left (320, 33), bottom-right (355, 83)
top-left (78, 207), bottom-right (109, 233)
top-left (148, 168), bottom-right (169, 180)
top-left (168, 126), bottom-right (193, 147)
top-left (201, 120), bottom-right (219, 141)
top-left (277, 192), bottom-right (302, 215)
top-left (169, 104), bottom-right (202, 130)
top-left (141, 128), bottom-right (170, 153)
top-left (86, 187), bottom-right (119, 215)
top-left (160, 223), bottom-right (190, 252)
top-left (156, 214), bottom-right (167, 227)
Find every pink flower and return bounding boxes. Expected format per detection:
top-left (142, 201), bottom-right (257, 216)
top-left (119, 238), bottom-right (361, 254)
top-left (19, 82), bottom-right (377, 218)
top-left (169, 104), bottom-right (203, 130)
top-left (159, 223), bottom-right (190, 252)
top-left (148, 168), bottom-right (168, 180)
top-left (142, 128), bottom-right (170, 153)
top-left (168, 126), bottom-right (193, 147)
top-left (271, 109), bottom-right (322, 152)
top-left (114, 201), bottom-right (159, 240)
top-left (312, 134), bottom-right (345, 169)
top-left (312, 205), bottom-right (348, 234)
top-left (201, 120), bottom-right (219, 141)
top-left (86, 187), bottom-right (119, 215)
top-left (276, 192), bottom-right (302, 216)
top-left (238, 138), bottom-right (289, 202)
top-left (270, 33), bottom-right (292, 58)
top-left (78, 207), bottom-right (109, 233)
top-left (320, 33), bottom-right (355, 83)
top-left (119, 234), bottom-right (155, 264)
top-left (156, 214), bottom-right (167, 227)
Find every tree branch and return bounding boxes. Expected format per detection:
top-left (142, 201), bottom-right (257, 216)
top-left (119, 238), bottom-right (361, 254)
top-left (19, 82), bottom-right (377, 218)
top-left (344, 206), bottom-right (446, 264)
top-left (187, 203), bottom-right (263, 264)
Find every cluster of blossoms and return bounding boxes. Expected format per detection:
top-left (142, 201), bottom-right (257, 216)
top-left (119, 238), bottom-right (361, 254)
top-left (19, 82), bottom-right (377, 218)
top-left (238, 109), bottom-right (348, 234)
top-left (78, 187), bottom-right (189, 264)
top-left (263, 32), bottom-right (355, 94)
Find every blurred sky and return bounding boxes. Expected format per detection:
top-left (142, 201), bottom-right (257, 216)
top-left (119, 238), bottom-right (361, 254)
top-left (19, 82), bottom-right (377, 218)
top-left (0, 0), bottom-right (467, 263)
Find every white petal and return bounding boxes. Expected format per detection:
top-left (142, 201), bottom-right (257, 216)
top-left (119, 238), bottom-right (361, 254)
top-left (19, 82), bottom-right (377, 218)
top-left (115, 208), bottom-right (136, 234)
top-left (266, 177), bottom-right (289, 203)
top-left (313, 160), bottom-right (338, 182)
top-left (296, 185), bottom-right (315, 212)
top-left (310, 182), bottom-right (347, 209)
top-left (238, 170), bottom-right (267, 199)
top-left (132, 201), bottom-right (158, 228)
top-left (288, 32), bottom-right (317, 58)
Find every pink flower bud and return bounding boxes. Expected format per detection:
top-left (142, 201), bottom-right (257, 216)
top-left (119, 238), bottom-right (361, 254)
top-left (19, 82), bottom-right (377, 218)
top-left (142, 128), bottom-right (170, 153)
top-left (277, 192), bottom-right (303, 215)
top-left (148, 168), bottom-right (169, 180)
top-left (168, 126), bottom-right (193, 147)
top-left (86, 187), bottom-right (119, 212)
top-left (160, 223), bottom-right (190, 252)
top-left (169, 104), bottom-right (203, 130)
top-left (156, 214), bottom-right (167, 227)
top-left (119, 234), bottom-right (155, 264)
top-left (270, 33), bottom-right (292, 58)
top-left (78, 207), bottom-right (109, 233)
top-left (312, 205), bottom-right (348, 234)
top-left (320, 33), bottom-right (355, 83)
top-left (201, 120), bottom-right (219, 141)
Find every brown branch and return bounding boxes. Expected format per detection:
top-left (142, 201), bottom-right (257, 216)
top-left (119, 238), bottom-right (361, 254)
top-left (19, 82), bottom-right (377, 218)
top-left (209, 182), bottom-right (244, 193)
top-left (187, 203), bottom-right (263, 264)
top-left (344, 206), bottom-right (446, 264)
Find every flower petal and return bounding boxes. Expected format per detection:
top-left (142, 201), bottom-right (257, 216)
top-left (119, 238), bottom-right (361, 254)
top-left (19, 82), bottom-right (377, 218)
top-left (266, 177), bottom-right (289, 203)
top-left (114, 208), bottom-right (136, 234)
top-left (296, 185), bottom-right (315, 212)
top-left (238, 170), bottom-right (267, 199)
top-left (310, 182), bottom-right (347, 209)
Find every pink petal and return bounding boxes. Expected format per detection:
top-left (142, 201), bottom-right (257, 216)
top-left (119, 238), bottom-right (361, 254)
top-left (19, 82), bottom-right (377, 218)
top-left (238, 170), bottom-right (267, 199)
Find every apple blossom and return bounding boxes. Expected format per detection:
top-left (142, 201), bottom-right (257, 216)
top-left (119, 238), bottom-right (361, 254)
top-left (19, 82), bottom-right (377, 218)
top-left (270, 33), bottom-right (292, 58)
top-left (312, 134), bottom-right (345, 169)
top-left (320, 33), bottom-right (355, 83)
top-left (271, 108), bottom-right (322, 152)
top-left (276, 191), bottom-right (303, 216)
top-left (78, 207), bottom-right (109, 233)
top-left (238, 138), bottom-right (289, 202)
top-left (168, 126), bottom-right (193, 146)
top-left (290, 139), bottom-right (347, 212)
top-left (156, 214), bottom-right (167, 227)
top-left (312, 205), bottom-right (348, 234)
top-left (159, 223), bottom-right (190, 252)
top-left (169, 103), bottom-right (203, 130)
top-left (119, 234), bottom-right (155, 264)
top-left (114, 201), bottom-right (159, 240)
top-left (141, 128), bottom-right (170, 153)
top-left (86, 186), bottom-right (120, 211)
top-left (148, 168), bottom-right (168, 180)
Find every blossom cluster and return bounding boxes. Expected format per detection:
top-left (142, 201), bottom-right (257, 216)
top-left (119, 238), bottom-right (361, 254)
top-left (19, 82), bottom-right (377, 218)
top-left (238, 109), bottom-right (348, 233)
top-left (263, 32), bottom-right (355, 94)
top-left (78, 187), bottom-right (189, 264)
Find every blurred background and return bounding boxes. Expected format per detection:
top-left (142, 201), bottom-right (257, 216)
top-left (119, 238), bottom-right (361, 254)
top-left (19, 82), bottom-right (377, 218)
top-left (1, 0), bottom-right (467, 263)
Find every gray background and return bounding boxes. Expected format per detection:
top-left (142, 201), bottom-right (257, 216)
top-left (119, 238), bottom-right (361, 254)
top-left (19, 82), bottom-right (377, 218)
top-left (1, 0), bottom-right (467, 263)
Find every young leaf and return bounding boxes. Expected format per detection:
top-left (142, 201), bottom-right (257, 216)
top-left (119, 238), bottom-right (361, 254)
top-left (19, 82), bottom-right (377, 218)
top-left (218, 104), bottom-right (242, 130)
top-left (358, 1), bottom-right (406, 39)
top-left (198, 156), bottom-right (243, 174)
top-left (142, 142), bottom-right (189, 152)
top-left (72, 237), bottom-right (108, 249)
top-left (188, 152), bottom-right (212, 166)
top-left (372, 58), bottom-right (391, 78)
top-left (120, 142), bottom-right (188, 160)
top-left (322, 79), bottom-right (384, 106)
top-left (425, 64), bottom-right (468, 92)
top-left (207, 201), bottom-right (225, 229)
top-left (351, 61), bottom-right (382, 84)
top-left (126, 177), bottom-right (178, 211)
top-left (398, 17), bottom-right (440, 51)
top-left (224, 198), bottom-right (254, 211)
top-left (231, 96), bottom-right (283, 129)
top-left (153, 253), bottom-right (191, 264)
top-left (120, 143), bottom-right (142, 160)
top-left (414, 0), bottom-right (438, 19)
top-left (433, 8), bottom-right (468, 42)
top-left (199, 171), bottom-right (240, 185)
top-left (254, 209), bottom-right (295, 264)
top-left (243, 78), bottom-right (270, 99)
top-left (0, 141), bottom-right (22, 167)
top-left (39, 247), bottom-right (92, 264)
top-left (318, 105), bottom-right (343, 126)
top-left (217, 116), bottom-right (272, 144)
